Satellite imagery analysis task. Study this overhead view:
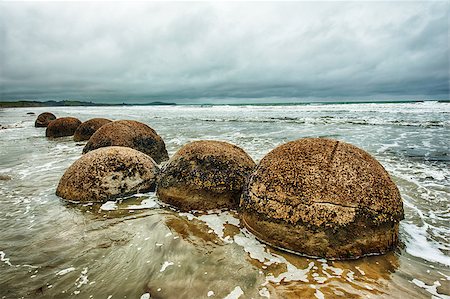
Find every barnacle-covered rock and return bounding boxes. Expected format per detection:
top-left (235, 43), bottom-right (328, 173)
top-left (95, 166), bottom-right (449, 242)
top-left (83, 120), bottom-right (168, 164)
top-left (56, 146), bottom-right (158, 202)
top-left (157, 140), bottom-right (256, 211)
top-left (240, 138), bottom-right (404, 259)
top-left (35, 112), bottom-right (56, 127)
top-left (74, 118), bottom-right (112, 141)
top-left (45, 117), bottom-right (81, 137)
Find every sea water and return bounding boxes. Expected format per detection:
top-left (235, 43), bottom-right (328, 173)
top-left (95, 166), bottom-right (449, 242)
top-left (0, 102), bottom-right (449, 298)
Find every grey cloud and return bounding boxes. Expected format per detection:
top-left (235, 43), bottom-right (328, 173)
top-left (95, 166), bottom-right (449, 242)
top-left (0, 1), bottom-right (448, 103)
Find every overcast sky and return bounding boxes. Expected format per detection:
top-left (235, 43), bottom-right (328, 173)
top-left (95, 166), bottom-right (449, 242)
top-left (0, 1), bottom-right (448, 103)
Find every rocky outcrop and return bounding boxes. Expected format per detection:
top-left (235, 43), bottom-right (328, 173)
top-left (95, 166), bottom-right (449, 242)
top-left (73, 118), bottom-right (112, 141)
top-left (82, 120), bottom-right (169, 164)
top-left (240, 138), bottom-right (404, 259)
top-left (45, 117), bottom-right (81, 137)
top-left (157, 140), bottom-right (256, 211)
top-left (35, 112), bottom-right (56, 127)
top-left (56, 146), bottom-right (158, 202)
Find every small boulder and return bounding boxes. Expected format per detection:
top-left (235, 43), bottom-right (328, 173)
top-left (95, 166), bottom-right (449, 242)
top-left (35, 112), bottom-right (56, 127)
top-left (45, 117), bottom-right (81, 137)
top-left (74, 118), bottom-right (112, 141)
top-left (157, 140), bottom-right (256, 211)
top-left (83, 120), bottom-right (169, 164)
top-left (56, 146), bottom-right (158, 203)
top-left (240, 138), bottom-right (404, 259)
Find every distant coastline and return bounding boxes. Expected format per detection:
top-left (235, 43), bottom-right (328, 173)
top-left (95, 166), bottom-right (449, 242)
top-left (0, 99), bottom-right (448, 108)
top-left (0, 100), bottom-right (177, 108)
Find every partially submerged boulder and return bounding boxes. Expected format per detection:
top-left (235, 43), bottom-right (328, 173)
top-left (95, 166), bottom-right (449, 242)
top-left (240, 138), bottom-right (404, 259)
top-left (35, 112), bottom-right (56, 127)
top-left (74, 118), bottom-right (112, 141)
top-left (56, 146), bottom-right (158, 203)
top-left (83, 120), bottom-right (169, 164)
top-left (45, 117), bottom-right (81, 137)
top-left (157, 140), bottom-right (256, 211)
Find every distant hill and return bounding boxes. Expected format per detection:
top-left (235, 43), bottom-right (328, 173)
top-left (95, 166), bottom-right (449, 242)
top-left (0, 100), bottom-right (176, 108)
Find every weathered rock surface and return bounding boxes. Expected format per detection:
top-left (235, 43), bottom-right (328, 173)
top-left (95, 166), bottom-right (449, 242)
top-left (56, 146), bottom-right (158, 202)
top-left (157, 140), bottom-right (256, 211)
top-left (35, 112), bottom-right (56, 127)
top-left (45, 117), bottom-right (81, 137)
top-left (83, 120), bottom-right (169, 164)
top-left (73, 118), bottom-right (112, 141)
top-left (240, 138), bottom-right (404, 259)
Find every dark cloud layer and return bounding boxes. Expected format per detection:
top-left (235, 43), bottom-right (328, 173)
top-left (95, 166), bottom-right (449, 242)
top-left (0, 2), bottom-right (448, 103)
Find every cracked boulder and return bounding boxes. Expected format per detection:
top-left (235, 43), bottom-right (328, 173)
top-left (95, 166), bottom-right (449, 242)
top-left (74, 118), bottom-right (112, 141)
top-left (240, 138), bottom-right (404, 259)
top-left (157, 140), bottom-right (256, 211)
top-left (83, 120), bottom-right (169, 164)
top-left (56, 146), bottom-right (158, 202)
top-left (35, 112), bottom-right (56, 127)
top-left (45, 117), bottom-right (81, 137)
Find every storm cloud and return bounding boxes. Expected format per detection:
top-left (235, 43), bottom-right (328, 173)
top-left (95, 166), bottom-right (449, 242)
top-left (0, 1), bottom-right (448, 103)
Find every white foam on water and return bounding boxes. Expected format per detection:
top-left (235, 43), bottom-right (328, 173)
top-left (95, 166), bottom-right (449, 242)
top-left (75, 267), bottom-right (89, 288)
top-left (179, 212), bottom-right (195, 221)
top-left (160, 261), bottom-right (174, 272)
top-left (232, 228), bottom-right (315, 284)
top-left (233, 232), bottom-right (283, 265)
top-left (403, 222), bottom-right (450, 267)
top-left (193, 211), bottom-right (240, 240)
top-left (346, 270), bottom-right (355, 282)
top-left (411, 279), bottom-right (450, 299)
top-left (355, 266), bottom-right (365, 276)
top-left (0, 251), bottom-right (13, 267)
top-left (56, 267), bottom-right (76, 276)
top-left (314, 288), bottom-right (325, 299)
top-left (258, 287), bottom-right (270, 298)
top-left (127, 198), bottom-right (158, 210)
top-left (100, 201), bottom-right (118, 211)
top-left (223, 286), bottom-right (244, 299)
top-left (266, 261), bottom-right (314, 284)
top-left (140, 293), bottom-right (150, 299)
top-left (321, 262), bottom-right (344, 277)
top-left (438, 271), bottom-right (450, 280)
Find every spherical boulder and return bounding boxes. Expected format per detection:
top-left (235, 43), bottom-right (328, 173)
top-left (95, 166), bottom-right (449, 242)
top-left (56, 146), bottom-right (159, 203)
top-left (74, 118), bottom-right (112, 142)
top-left (35, 112), bottom-right (56, 127)
top-left (240, 138), bottom-right (404, 260)
top-left (82, 120), bottom-right (169, 164)
top-left (157, 140), bottom-right (256, 211)
top-left (45, 117), bottom-right (81, 137)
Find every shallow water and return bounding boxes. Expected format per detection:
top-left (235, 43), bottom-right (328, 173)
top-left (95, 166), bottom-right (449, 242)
top-left (0, 102), bottom-right (449, 298)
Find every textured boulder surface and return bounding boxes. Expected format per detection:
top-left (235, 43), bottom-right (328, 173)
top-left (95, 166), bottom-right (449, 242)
top-left (240, 138), bottom-right (404, 259)
top-left (45, 117), bottom-right (81, 137)
top-left (83, 120), bottom-right (169, 164)
top-left (56, 146), bottom-right (158, 202)
top-left (74, 118), bottom-right (112, 141)
top-left (35, 112), bottom-right (56, 127)
top-left (157, 140), bottom-right (256, 211)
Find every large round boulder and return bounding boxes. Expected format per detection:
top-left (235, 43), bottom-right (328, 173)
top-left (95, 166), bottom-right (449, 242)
top-left (82, 120), bottom-right (169, 164)
top-left (240, 138), bottom-right (404, 259)
top-left (45, 117), bottom-right (81, 137)
top-left (56, 146), bottom-right (158, 203)
top-left (35, 112), bottom-right (56, 127)
top-left (157, 140), bottom-right (256, 211)
top-left (74, 118), bottom-right (112, 142)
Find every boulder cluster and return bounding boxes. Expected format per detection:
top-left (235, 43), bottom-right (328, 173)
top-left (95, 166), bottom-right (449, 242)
top-left (37, 112), bottom-right (404, 260)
